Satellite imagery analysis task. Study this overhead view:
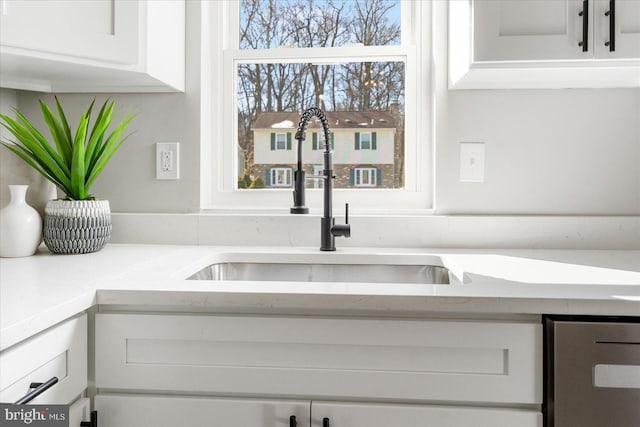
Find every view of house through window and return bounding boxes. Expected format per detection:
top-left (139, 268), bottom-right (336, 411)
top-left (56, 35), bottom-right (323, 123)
top-left (236, 0), bottom-right (405, 191)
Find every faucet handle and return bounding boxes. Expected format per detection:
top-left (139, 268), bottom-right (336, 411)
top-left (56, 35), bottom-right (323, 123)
top-left (345, 203), bottom-right (349, 225)
top-left (331, 203), bottom-right (351, 238)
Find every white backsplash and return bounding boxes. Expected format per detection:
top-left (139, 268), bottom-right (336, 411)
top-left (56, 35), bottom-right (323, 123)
top-left (110, 212), bottom-right (640, 249)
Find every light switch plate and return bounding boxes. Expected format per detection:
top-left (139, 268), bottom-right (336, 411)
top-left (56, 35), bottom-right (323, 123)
top-left (156, 142), bottom-right (180, 180)
top-left (459, 142), bottom-right (485, 182)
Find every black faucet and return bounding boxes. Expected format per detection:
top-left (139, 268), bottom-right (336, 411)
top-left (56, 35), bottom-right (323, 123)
top-left (290, 107), bottom-right (350, 251)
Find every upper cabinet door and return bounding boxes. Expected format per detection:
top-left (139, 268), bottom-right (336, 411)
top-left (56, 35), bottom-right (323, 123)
top-left (594, 0), bottom-right (640, 59)
top-left (0, 0), bottom-right (138, 64)
top-left (474, 0), bottom-right (590, 61)
top-left (0, 0), bottom-right (185, 92)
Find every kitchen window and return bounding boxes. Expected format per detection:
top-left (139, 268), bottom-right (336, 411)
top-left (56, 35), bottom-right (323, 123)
top-left (203, 1), bottom-right (432, 211)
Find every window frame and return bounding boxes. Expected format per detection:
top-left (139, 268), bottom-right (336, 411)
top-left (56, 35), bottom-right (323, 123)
top-left (354, 167), bottom-right (377, 187)
top-left (270, 167), bottom-right (293, 187)
top-left (202, 1), bottom-right (433, 213)
top-left (358, 132), bottom-right (372, 150)
top-left (274, 132), bottom-right (287, 151)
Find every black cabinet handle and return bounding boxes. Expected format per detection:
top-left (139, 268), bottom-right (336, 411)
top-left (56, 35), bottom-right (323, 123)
top-left (14, 377), bottom-right (58, 405)
top-left (323, 418), bottom-right (330, 427)
top-left (578, 0), bottom-right (589, 51)
top-left (605, 0), bottom-right (615, 51)
top-left (290, 415), bottom-right (297, 427)
top-left (80, 410), bottom-right (98, 427)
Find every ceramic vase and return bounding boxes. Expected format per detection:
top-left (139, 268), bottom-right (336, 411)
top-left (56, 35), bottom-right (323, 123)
top-left (43, 199), bottom-right (112, 254)
top-left (0, 185), bottom-right (43, 257)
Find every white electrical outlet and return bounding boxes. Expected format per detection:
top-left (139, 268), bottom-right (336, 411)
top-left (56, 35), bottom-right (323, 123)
top-left (156, 142), bottom-right (180, 180)
top-left (459, 142), bottom-right (485, 182)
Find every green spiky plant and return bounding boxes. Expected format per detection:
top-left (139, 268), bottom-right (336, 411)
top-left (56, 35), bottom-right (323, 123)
top-left (0, 97), bottom-right (135, 200)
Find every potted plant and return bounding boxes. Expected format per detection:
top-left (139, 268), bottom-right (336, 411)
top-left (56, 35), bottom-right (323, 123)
top-left (0, 97), bottom-right (134, 254)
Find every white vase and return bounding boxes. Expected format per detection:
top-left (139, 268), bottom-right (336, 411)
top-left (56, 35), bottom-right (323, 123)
top-left (0, 185), bottom-right (43, 257)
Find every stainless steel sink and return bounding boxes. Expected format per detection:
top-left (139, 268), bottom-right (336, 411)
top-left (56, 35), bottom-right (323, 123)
top-left (187, 262), bottom-right (451, 284)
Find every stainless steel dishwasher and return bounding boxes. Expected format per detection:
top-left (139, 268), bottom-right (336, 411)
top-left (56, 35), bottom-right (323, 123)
top-left (544, 316), bottom-right (640, 427)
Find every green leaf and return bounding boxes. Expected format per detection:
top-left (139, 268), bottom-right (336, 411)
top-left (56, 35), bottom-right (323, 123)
top-left (1, 142), bottom-right (58, 186)
top-left (0, 114), bottom-right (72, 190)
top-left (54, 96), bottom-right (73, 145)
top-left (39, 100), bottom-right (72, 167)
top-left (12, 108), bottom-right (69, 177)
top-left (85, 100), bottom-right (114, 168)
top-left (71, 112), bottom-right (89, 199)
top-left (86, 113), bottom-right (135, 185)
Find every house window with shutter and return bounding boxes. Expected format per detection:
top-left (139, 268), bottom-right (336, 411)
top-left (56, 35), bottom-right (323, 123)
top-left (270, 168), bottom-right (293, 187)
top-left (355, 132), bottom-right (376, 150)
top-left (271, 132), bottom-right (290, 151)
top-left (353, 167), bottom-right (378, 187)
top-left (313, 132), bottom-right (334, 150)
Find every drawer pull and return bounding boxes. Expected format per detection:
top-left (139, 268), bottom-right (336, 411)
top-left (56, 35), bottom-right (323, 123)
top-left (80, 410), bottom-right (98, 427)
top-left (290, 415), bottom-right (296, 427)
top-left (14, 377), bottom-right (58, 405)
top-left (323, 417), bottom-right (330, 427)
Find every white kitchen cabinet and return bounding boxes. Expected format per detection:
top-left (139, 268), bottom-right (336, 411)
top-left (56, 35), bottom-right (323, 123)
top-left (311, 401), bottom-right (541, 427)
top-left (95, 395), bottom-right (310, 427)
top-left (474, 0), bottom-right (590, 61)
top-left (93, 395), bottom-right (541, 427)
top-left (594, 0), bottom-right (640, 59)
top-left (94, 313), bottom-right (541, 424)
top-left (0, 0), bottom-right (184, 92)
top-left (449, 0), bottom-right (640, 88)
top-left (0, 314), bottom-right (87, 405)
top-left (69, 398), bottom-right (92, 427)
top-left (95, 313), bottom-right (541, 405)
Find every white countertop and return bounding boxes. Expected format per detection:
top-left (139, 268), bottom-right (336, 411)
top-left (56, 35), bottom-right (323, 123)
top-left (1, 244), bottom-right (639, 351)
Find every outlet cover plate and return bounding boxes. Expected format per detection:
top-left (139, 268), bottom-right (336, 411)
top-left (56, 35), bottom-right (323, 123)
top-left (459, 142), bottom-right (485, 182)
top-left (156, 142), bottom-right (180, 180)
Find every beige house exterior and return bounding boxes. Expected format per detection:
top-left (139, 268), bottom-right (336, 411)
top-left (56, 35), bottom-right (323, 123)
top-left (250, 111), bottom-right (398, 189)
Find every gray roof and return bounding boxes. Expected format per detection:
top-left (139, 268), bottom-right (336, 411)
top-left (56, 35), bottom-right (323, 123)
top-left (252, 111), bottom-right (396, 130)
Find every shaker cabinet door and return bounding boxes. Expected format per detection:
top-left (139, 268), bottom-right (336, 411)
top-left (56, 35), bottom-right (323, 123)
top-left (594, 0), bottom-right (640, 59)
top-left (0, 0), bottom-right (138, 64)
top-left (311, 401), bottom-right (541, 427)
top-left (95, 395), bottom-right (310, 427)
top-left (474, 0), bottom-right (590, 61)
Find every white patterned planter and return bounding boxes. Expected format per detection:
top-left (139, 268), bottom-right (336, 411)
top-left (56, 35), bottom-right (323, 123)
top-left (43, 200), bottom-right (112, 254)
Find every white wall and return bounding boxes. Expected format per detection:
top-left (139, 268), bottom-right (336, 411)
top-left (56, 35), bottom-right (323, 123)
top-left (2, 1), bottom-right (639, 218)
top-left (436, 87), bottom-right (640, 215)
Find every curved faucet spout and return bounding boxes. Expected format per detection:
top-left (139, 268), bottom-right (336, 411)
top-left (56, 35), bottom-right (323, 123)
top-left (289, 107), bottom-right (351, 251)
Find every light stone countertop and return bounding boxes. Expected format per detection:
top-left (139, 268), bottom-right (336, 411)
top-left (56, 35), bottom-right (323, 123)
top-left (1, 244), bottom-right (639, 351)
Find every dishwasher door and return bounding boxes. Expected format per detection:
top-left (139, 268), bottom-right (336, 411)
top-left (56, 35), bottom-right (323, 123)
top-left (546, 319), bottom-right (640, 427)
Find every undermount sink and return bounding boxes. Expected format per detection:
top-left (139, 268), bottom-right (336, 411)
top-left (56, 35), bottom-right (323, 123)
top-left (187, 262), bottom-right (451, 285)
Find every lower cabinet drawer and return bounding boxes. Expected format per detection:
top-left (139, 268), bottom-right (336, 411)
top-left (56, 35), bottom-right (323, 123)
top-left (0, 314), bottom-right (87, 404)
top-left (95, 394), bottom-right (310, 427)
top-left (96, 313), bottom-right (541, 404)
